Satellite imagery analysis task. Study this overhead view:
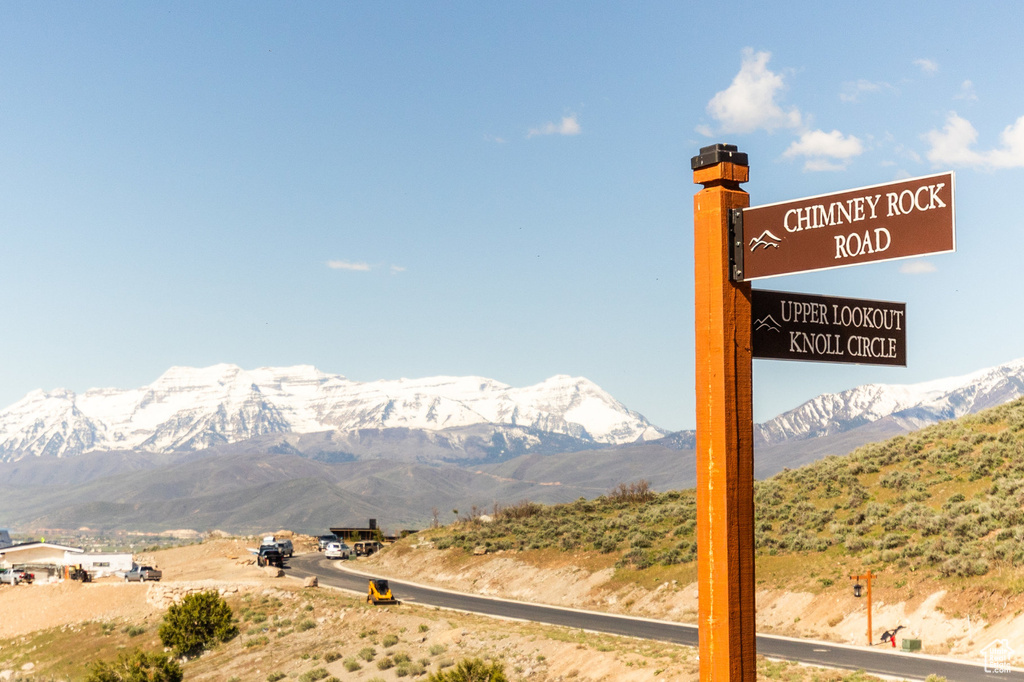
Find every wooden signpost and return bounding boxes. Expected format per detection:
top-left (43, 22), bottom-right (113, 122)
top-left (692, 144), bottom-right (755, 680)
top-left (690, 144), bottom-right (955, 680)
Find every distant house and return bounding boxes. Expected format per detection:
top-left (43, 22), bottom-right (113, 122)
top-left (0, 541), bottom-right (85, 582)
top-left (329, 519), bottom-right (418, 544)
top-left (330, 519), bottom-right (383, 543)
top-left (78, 552), bottom-right (134, 578)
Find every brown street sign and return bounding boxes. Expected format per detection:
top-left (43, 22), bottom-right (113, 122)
top-left (752, 289), bottom-right (906, 366)
top-left (734, 172), bottom-right (955, 281)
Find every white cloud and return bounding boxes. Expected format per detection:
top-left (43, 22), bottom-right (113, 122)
top-left (783, 129), bottom-right (864, 171)
top-left (706, 48), bottom-right (802, 134)
top-left (924, 112), bottom-right (1024, 169)
top-left (527, 114), bottom-right (581, 138)
top-left (801, 158), bottom-right (848, 172)
top-left (840, 79), bottom-right (888, 103)
top-left (954, 80), bottom-right (978, 102)
top-left (390, 264), bottom-right (406, 274)
top-left (327, 260), bottom-right (372, 271)
top-left (914, 58), bottom-right (939, 74)
top-left (900, 260), bottom-right (937, 274)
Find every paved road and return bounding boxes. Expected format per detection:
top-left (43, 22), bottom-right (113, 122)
top-left (288, 553), bottom-right (1023, 682)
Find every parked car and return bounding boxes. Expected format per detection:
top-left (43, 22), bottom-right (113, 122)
top-left (324, 542), bottom-right (351, 560)
top-left (354, 541), bottom-right (382, 557)
top-left (0, 568), bottom-right (20, 585)
top-left (125, 565), bottom-right (162, 582)
top-left (318, 535), bottom-right (338, 551)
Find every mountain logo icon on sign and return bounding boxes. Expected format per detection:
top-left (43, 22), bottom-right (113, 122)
top-left (749, 231), bottom-right (781, 251)
top-left (754, 315), bottom-right (782, 333)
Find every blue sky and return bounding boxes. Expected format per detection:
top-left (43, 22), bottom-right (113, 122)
top-left (2, 2), bottom-right (1024, 431)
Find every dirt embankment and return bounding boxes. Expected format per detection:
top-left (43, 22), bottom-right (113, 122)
top-left (366, 538), bottom-right (1024, 666)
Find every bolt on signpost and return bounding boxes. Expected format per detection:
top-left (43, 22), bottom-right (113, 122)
top-left (850, 571), bottom-right (873, 646)
top-left (692, 144), bottom-right (755, 680)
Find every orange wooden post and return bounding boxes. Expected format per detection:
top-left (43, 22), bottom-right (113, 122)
top-left (867, 571), bottom-right (872, 645)
top-left (851, 571), bottom-right (874, 645)
top-left (692, 144), bottom-right (755, 681)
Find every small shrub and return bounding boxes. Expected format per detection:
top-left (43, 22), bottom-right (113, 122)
top-left (324, 652), bottom-right (341, 663)
top-left (344, 658), bottom-right (362, 672)
top-left (377, 656), bottom-right (395, 670)
top-left (298, 668), bottom-right (329, 682)
top-left (122, 624), bottom-right (147, 637)
top-left (429, 644), bottom-right (447, 656)
top-left (426, 658), bottom-right (508, 682)
top-left (245, 635), bottom-right (269, 648)
top-left (267, 674), bottom-right (286, 682)
top-left (158, 590), bottom-right (239, 658)
top-left (382, 633), bottom-right (400, 647)
top-left (359, 646), bottom-right (377, 661)
top-left (296, 619), bottom-right (317, 632)
top-left (85, 649), bottom-right (183, 682)
top-left (419, 624), bottom-right (430, 632)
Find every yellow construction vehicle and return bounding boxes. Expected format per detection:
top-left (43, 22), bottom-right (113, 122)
top-left (367, 578), bottom-right (399, 605)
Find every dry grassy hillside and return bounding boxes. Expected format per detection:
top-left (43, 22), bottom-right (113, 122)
top-left (365, 398), bottom-right (1024, 666)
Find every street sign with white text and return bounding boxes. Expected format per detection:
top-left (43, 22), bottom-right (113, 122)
top-left (752, 289), bottom-right (906, 366)
top-left (734, 172), bottom-right (955, 281)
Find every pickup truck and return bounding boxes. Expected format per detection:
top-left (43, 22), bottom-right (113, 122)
top-left (256, 545), bottom-right (284, 568)
top-left (0, 568), bottom-right (20, 585)
top-left (125, 565), bottom-right (162, 582)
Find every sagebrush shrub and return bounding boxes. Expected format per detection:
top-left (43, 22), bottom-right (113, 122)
top-left (426, 658), bottom-right (508, 682)
top-left (86, 648), bottom-right (183, 682)
top-left (158, 590), bottom-right (238, 658)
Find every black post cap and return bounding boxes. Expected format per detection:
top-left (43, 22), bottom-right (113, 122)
top-left (691, 143), bottom-right (748, 170)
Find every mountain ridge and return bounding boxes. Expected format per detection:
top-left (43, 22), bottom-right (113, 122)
top-left (0, 364), bottom-right (665, 462)
top-left (5, 358), bottom-right (1024, 533)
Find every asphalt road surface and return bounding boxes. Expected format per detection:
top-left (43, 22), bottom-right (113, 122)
top-left (288, 553), bottom-right (1023, 681)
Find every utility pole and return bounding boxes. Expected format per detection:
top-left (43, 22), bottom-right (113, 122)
top-left (692, 144), bottom-right (755, 680)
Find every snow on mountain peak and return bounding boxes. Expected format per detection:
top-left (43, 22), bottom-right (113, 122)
top-left (757, 357), bottom-right (1024, 444)
top-left (0, 366), bottom-right (665, 461)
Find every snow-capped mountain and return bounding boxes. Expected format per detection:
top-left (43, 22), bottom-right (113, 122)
top-left (756, 358), bottom-right (1024, 445)
top-left (0, 364), bottom-right (666, 462)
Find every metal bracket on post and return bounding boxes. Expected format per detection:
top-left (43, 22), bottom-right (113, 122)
top-left (729, 208), bottom-right (745, 282)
